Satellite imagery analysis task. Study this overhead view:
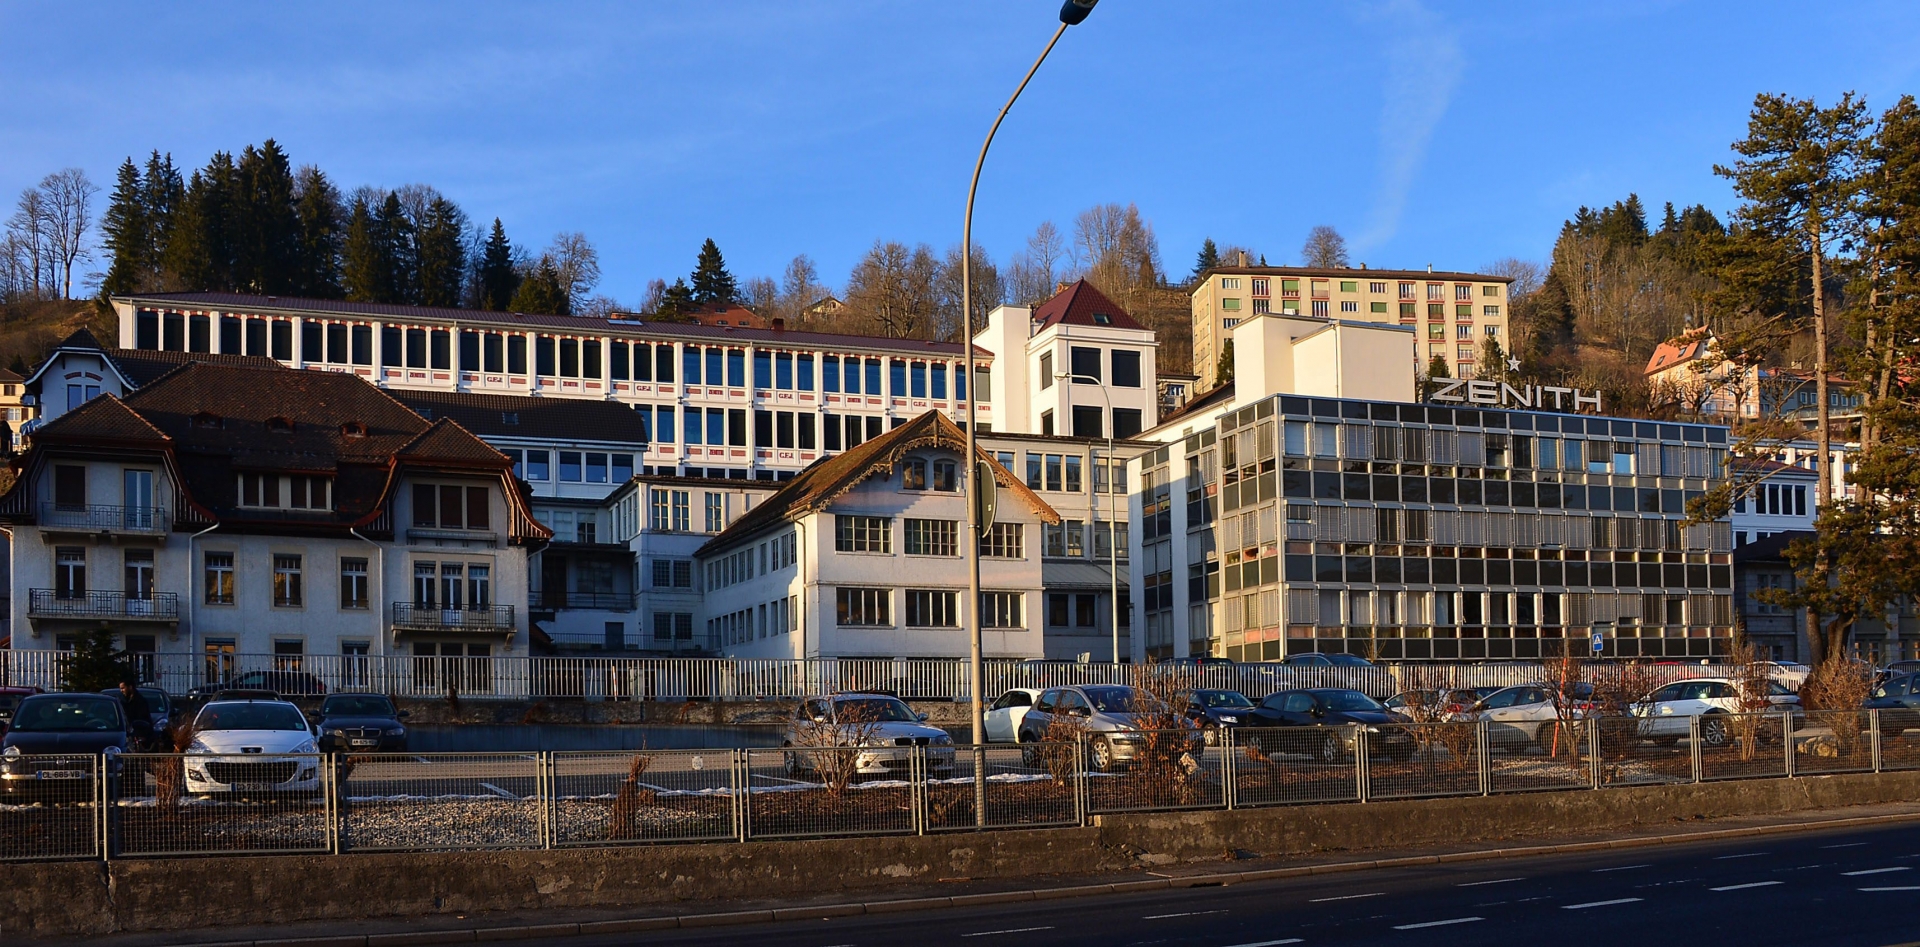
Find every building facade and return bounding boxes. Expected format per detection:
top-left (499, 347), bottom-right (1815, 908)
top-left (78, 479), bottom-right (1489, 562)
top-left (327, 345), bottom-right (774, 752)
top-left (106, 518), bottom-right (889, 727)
top-left (976, 280), bottom-right (1159, 440)
top-left (1190, 266), bottom-right (1511, 390)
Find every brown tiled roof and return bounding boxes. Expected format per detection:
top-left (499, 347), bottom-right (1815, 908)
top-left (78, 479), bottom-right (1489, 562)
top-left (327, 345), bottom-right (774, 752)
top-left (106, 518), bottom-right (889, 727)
top-left (1644, 328), bottom-right (1714, 375)
top-left (397, 418), bottom-right (511, 467)
top-left (108, 347), bottom-right (287, 387)
top-left (115, 291), bottom-right (990, 358)
top-left (125, 362), bottom-right (428, 468)
top-left (1031, 279), bottom-right (1147, 332)
top-left (392, 389), bottom-right (650, 443)
top-left (31, 393), bottom-right (170, 445)
top-left (0, 368), bottom-right (22, 383)
top-left (697, 411), bottom-right (1059, 558)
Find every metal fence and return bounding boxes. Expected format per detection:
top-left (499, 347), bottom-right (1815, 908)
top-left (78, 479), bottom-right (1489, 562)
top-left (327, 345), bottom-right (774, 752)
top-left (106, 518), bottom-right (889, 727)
top-left (0, 650), bottom-right (1746, 704)
top-left (7, 708), bottom-right (1915, 863)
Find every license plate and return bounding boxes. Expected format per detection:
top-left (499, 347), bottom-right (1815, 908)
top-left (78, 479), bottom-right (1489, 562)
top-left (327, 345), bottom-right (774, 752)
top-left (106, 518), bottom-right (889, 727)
top-left (233, 782), bottom-right (279, 791)
top-left (350, 739), bottom-right (378, 746)
top-left (37, 770), bottom-right (85, 780)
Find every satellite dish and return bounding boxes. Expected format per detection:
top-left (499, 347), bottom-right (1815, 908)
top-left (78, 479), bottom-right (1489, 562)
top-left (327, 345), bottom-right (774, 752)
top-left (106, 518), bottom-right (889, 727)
top-left (974, 459), bottom-right (998, 531)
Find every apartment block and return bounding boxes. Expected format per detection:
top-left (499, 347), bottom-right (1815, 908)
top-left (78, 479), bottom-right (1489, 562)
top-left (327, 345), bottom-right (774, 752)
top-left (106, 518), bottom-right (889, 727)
top-left (1190, 266), bottom-right (1512, 390)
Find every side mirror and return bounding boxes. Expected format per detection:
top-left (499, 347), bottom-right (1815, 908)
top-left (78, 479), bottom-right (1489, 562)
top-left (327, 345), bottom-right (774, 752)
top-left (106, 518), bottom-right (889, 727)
top-left (916, 712), bottom-right (929, 722)
top-left (398, 710), bottom-right (411, 719)
top-left (812, 715), bottom-right (828, 724)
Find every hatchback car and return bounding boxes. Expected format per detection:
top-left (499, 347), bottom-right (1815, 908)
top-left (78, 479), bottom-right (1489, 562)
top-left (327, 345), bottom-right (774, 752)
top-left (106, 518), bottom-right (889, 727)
top-left (185, 699), bottom-right (322, 795)
top-left (0, 685), bottom-right (45, 736)
top-left (984, 688), bottom-right (1044, 744)
top-left (315, 694), bottom-right (410, 753)
top-left (1460, 685), bottom-right (1584, 751)
top-left (1175, 688), bottom-right (1257, 745)
top-left (1281, 653), bottom-right (1375, 668)
top-left (782, 694), bottom-right (954, 779)
top-left (1017, 685), bottom-right (1195, 772)
top-left (1864, 672), bottom-right (1920, 736)
top-left (0, 693), bottom-right (127, 800)
top-left (1631, 678), bottom-right (1799, 747)
top-left (1243, 688), bottom-right (1414, 762)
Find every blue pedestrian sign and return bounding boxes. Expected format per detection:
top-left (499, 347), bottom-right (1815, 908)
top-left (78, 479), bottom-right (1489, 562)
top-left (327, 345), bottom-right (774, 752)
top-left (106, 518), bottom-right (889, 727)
top-left (1590, 630), bottom-right (1605, 653)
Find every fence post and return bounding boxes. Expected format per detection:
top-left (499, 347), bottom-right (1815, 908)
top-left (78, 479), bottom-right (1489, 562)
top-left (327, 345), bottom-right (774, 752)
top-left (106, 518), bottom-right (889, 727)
top-left (1476, 719), bottom-right (1491, 797)
top-left (973, 745), bottom-right (988, 830)
top-left (1872, 709), bottom-right (1883, 774)
top-left (912, 746), bottom-right (927, 837)
top-left (1782, 710), bottom-right (1796, 778)
top-left (1588, 715), bottom-right (1602, 790)
top-left (1355, 727), bottom-right (1370, 803)
top-left (96, 753), bottom-right (109, 862)
top-left (326, 755), bottom-right (342, 856)
top-left (1689, 715), bottom-right (1703, 783)
top-left (1223, 728), bottom-right (1236, 811)
top-left (540, 751), bottom-right (555, 850)
top-left (1074, 734), bottom-right (1089, 827)
top-left (734, 748), bottom-right (751, 843)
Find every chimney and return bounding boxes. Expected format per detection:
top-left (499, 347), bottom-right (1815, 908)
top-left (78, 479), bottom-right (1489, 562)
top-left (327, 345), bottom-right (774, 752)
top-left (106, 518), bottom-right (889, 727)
top-left (1427, 264), bottom-right (1433, 273)
top-left (1359, 262), bottom-right (1367, 270)
top-left (771, 317), bottom-right (786, 331)
top-left (1056, 281), bottom-right (1071, 295)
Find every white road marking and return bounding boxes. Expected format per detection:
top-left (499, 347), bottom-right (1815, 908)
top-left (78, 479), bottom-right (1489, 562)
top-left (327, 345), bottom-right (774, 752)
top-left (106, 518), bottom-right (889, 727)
top-left (1711, 881), bottom-right (1783, 891)
top-left (961, 927), bottom-right (1054, 937)
top-left (750, 773), bottom-right (816, 786)
top-left (1563, 898), bottom-right (1643, 909)
top-left (1592, 864), bottom-right (1650, 872)
top-left (1859, 886), bottom-right (1920, 892)
top-left (1309, 892), bottom-right (1383, 902)
top-left (1144, 910), bottom-right (1227, 919)
top-left (1843, 867), bottom-right (1911, 876)
top-left (1393, 917), bottom-right (1482, 930)
top-left (1821, 842), bottom-right (1869, 849)
top-left (477, 782), bottom-right (520, 801)
top-left (1457, 877), bottom-right (1524, 887)
top-left (1219, 940), bottom-right (1303, 947)
top-left (1714, 852), bottom-right (1768, 860)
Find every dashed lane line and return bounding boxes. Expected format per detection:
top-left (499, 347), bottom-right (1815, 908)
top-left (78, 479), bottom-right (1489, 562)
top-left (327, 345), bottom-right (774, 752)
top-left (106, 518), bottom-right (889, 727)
top-left (1822, 842), bottom-right (1870, 849)
top-left (1392, 917), bottom-right (1483, 930)
top-left (1563, 898), bottom-right (1644, 910)
top-left (1592, 864), bottom-right (1650, 872)
top-left (1710, 881), bottom-right (1784, 892)
top-left (1844, 867), bottom-right (1913, 876)
top-left (1143, 910), bottom-right (1228, 919)
top-left (1714, 852), bottom-right (1768, 860)
top-left (1860, 886), bottom-right (1920, 892)
top-left (961, 927), bottom-right (1055, 937)
top-left (1217, 940), bottom-right (1303, 947)
top-left (1457, 877), bottom-right (1525, 887)
top-left (1308, 892), bottom-right (1383, 902)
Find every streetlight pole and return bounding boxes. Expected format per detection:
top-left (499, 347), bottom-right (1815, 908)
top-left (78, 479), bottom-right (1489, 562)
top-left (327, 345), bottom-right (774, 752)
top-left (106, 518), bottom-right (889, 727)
top-left (962, 0), bottom-right (1101, 759)
top-left (1059, 372), bottom-right (1119, 664)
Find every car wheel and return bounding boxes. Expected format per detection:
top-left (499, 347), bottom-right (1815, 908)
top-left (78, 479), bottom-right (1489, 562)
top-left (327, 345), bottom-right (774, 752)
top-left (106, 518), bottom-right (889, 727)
top-left (1700, 715), bottom-right (1730, 748)
top-left (1090, 736), bottom-right (1115, 773)
top-left (1019, 738), bottom-right (1041, 768)
top-left (1316, 730), bottom-right (1343, 765)
top-left (1202, 724), bottom-right (1220, 747)
top-left (782, 746), bottom-right (804, 778)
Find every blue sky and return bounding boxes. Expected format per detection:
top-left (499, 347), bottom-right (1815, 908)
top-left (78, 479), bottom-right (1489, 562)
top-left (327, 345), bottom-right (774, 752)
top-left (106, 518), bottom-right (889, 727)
top-left (4, 1), bottom-right (1918, 301)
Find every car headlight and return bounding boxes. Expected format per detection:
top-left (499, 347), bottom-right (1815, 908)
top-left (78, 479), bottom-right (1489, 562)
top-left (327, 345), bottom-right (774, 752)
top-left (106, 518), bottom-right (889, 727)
top-left (932, 734), bottom-right (952, 746)
top-left (1217, 715), bottom-right (1240, 724)
top-left (188, 739), bottom-right (211, 754)
top-left (293, 740), bottom-right (317, 754)
top-left (2, 746), bottom-right (19, 759)
top-left (384, 727), bottom-right (406, 737)
top-left (322, 728), bottom-right (344, 736)
top-left (1365, 725), bottom-right (1382, 733)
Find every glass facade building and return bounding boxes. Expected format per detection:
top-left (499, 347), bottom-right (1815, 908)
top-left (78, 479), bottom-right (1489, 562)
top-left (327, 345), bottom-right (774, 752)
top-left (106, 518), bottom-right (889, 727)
top-left (1137, 394), bottom-right (1736, 662)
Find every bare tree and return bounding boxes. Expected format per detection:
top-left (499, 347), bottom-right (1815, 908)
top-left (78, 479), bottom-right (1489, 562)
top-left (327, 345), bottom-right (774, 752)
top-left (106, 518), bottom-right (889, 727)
top-left (934, 243), bottom-right (1002, 341)
top-left (1300, 225), bottom-right (1350, 268)
top-left (1481, 256), bottom-right (1544, 301)
top-left (6, 188), bottom-right (50, 299)
top-left (640, 278), bottom-right (667, 315)
top-left (842, 240), bottom-right (939, 339)
top-left (1027, 220), bottom-right (1067, 281)
top-left (742, 275), bottom-right (778, 313)
top-left (779, 253), bottom-right (823, 320)
top-left (544, 232), bottom-right (601, 311)
top-left (37, 169), bottom-right (97, 298)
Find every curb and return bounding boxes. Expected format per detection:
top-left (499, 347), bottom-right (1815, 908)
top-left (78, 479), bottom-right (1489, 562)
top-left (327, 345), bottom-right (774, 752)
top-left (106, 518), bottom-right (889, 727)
top-left (167, 809), bottom-right (1920, 947)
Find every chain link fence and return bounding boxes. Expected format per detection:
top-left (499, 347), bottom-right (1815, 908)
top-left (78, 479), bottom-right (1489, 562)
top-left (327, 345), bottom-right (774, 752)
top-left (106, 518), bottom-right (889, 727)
top-left (4, 710), bottom-right (1917, 862)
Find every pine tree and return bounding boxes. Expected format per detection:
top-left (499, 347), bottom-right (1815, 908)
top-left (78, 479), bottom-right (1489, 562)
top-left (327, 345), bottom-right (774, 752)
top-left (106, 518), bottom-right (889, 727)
top-left (689, 238), bottom-right (737, 304)
top-left (477, 219), bottom-right (519, 311)
top-left (1426, 354), bottom-right (1452, 380)
top-left (341, 197), bottom-right (382, 302)
top-left (1193, 238), bottom-right (1219, 280)
top-left (234, 140), bottom-right (299, 294)
top-left (142, 152), bottom-right (183, 285)
top-left (59, 628), bottom-right (130, 693)
top-left (99, 158), bottom-right (150, 298)
top-left (1213, 338), bottom-right (1235, 387)
top-left (162, 155), bottom-right (237, 293)
top-left (1480, 335), bottom-right (1509, 381)
top-left (414, 196), bottom-right (467, 307)
top-left (292, 166), bottom-right (343, 297)
top-left (509, 257), bottom-right (570, 315)
top-left (375, 192), bottom-right (416, 304)
top-left (659, 277), bottom-right (695, 317)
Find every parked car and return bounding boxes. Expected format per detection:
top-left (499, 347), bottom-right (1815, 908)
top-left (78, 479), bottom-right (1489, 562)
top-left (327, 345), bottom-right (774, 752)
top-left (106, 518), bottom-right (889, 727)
top-left (1458, 685), bottom-right (1584, 751)
top-left (1382, 688), bottom-right (1484, 720)
top-left (1016, 685), bottom-right (1196, 772)
top-left (1758, 661), bottom-right (1812, 689)
top-left (782, 693), bottom-right (955, 780)
top-left (0, 685), bottom-right (45, 736)
top-left (100, 686), bottom-right (172, 742)
top-left (1175, 688), bottom-right (1257, 745)
top-left (0, 693), bottom-right (128, 800)
top-left (315, 694), bottom-right (410, 753)
top-left (1243, 688), bottom-right (1414, 763)
top-left (984, 688), bottom-right (1044, 744)
top-left (187, 671), bottom-right (326, 701)
top-left (1630, 678), bottom-right (1799, 747)
top-left (184, 699), bottom-right (322, 796)
top-left (1864, 672), bottom-right (1920, 736)
top-left (1281, 653), bottom-right (1375, 668)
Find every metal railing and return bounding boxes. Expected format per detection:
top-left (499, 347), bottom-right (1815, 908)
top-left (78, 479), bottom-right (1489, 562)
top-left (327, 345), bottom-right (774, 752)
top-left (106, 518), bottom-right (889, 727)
top-left (1, 710), bottom-right (1910, 863)
top-left (390, 603), bottom-right (515, 633)
top-left (0, 650), bottom-right (1747, 703)
top-left (27, 589), bottom-right (180, 621)
top-left (37, 503), bottom-right (170, 534)
top-left (528, 591), bottom-right (638, 611)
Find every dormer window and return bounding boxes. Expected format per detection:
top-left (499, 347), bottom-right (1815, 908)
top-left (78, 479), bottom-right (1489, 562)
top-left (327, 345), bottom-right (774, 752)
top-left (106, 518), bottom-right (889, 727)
top-left (902, 458), bottom-right (927, 490)
top-left (340, 421), bottom-right (367, 438)
top-left (267, 416), bottom-right (295, 434)
top-left (501, 412), bottom-right (519, 426)
top-left (1093, 313), bottom-right (1113, 325)
top-left (238, 473), bottom-right (332, 510)
top-left (193, 411), bottom-right (222, 429)
top-left (933, 459), bottom-right (958, 491)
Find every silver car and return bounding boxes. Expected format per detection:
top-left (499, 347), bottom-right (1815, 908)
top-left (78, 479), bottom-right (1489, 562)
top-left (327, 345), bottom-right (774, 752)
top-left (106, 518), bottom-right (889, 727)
top-left (782, 694), bottom-right (955, 779)
top-left (1016, 684), bottom-right (1197, 772)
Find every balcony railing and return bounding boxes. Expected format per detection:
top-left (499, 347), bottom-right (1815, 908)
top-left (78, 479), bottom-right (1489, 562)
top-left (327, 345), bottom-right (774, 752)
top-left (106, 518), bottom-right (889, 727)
top-left (528, 591), bottom-right (638, 611)
top-left (28, 589), bottom-right (179, 621)
top-left (391, 602), bottom-right (516, 633)
top-left (38, 503), bottom-right (170, 534)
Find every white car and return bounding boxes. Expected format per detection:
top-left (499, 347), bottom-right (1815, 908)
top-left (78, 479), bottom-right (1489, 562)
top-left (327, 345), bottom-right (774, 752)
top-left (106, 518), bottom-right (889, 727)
top-left (1462, 685), bottom-right (1581, 750)
top-left (985, 688), bottom-right (1044, 743)
top-left (185, 699), bottom-right (322, 796)
top-left (782, 694), bottom-right (956, 779)
top-left (1758, 662), bottom-right (1811, 690)
top-left (1631, 678), bottom-right (1799, 747)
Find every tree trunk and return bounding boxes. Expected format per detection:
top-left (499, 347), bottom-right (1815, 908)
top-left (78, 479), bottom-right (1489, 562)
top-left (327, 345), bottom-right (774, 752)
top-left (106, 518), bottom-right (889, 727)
top-left (1810, 226), bottom-right (1831, 507)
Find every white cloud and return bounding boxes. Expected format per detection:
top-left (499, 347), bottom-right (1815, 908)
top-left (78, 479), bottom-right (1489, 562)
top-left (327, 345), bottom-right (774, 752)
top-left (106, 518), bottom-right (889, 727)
top-left (1355, 0), bottom-right (1464, 252)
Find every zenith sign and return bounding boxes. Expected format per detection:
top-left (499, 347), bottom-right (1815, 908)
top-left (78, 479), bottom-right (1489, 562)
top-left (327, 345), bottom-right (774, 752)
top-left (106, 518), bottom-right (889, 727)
top-left (1427, 379), bottom-right (1603, 413)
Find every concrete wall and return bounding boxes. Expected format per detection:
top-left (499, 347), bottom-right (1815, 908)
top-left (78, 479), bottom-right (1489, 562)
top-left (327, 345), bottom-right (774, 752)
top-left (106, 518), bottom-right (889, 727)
top-left (11, 770), bottom-right (1920, 939)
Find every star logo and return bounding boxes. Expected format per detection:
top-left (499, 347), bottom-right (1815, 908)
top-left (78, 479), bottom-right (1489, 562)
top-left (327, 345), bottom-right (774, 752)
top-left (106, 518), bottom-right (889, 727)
top-left (1507, 357), bottom-right (1522, 372)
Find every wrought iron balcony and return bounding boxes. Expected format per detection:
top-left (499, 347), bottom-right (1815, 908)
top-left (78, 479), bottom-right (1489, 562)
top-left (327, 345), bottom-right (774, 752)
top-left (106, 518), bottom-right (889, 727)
top-left (391, 602), bottom-right (516, 633)
top-left (29, 589), bottom-right (179, 621)
top-left (527, 591), bottom-right (638, 611)
top-left (38, 503), bottom-right (170, 535)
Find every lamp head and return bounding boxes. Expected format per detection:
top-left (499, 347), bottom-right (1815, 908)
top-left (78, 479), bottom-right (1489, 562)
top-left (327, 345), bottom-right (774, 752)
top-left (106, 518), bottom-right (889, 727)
top-left (1059, 0), bottom-right (1098, 26)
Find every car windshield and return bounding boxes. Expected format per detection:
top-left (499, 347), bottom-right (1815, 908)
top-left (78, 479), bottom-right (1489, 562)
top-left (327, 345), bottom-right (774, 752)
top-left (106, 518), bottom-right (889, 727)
top-left (195, 703), bottom-right (308, 732)
top-left (1083, 686), bottom-right (1158, 713)
top-left (1327, 654), bottom-right (1373, 666)
top-left (11, 697), bottom-right (121, 732)
top-left (139, 688), bottom-right (168, 711)
top-left (1319, 690), bottom-right (1384, 712)
top-left (323, 696), bottom-right (396, 716)
top-left (831, 697), bottom-right (918, 723)
top-left (1193, 691), bottom-right (1253, 709)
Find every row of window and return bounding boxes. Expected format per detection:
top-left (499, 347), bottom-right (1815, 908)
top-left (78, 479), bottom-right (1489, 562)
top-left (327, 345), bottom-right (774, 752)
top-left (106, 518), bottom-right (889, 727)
top-left (411, 484), bottom-right (491, 530)
top-left (1036, 405), bottom-right (1145, 440)
top-left (1037, 348), bottom-right (1143, 389)
top-left (1220, 278), bottom-right (1500, 300)
top-left (1223, 588), bottom-right (1734, 632)
top-left (505, 450), bottom-right (636, 484)
top-left (834, 588), bottom-right (1024, 629)
top-left (1017, 452), bottom-right (1128, 494)
top-left (714, 594), bottom-right (798, 645)
top-left (832, 516), bottom-right (1030, 559)
top-left (48, 548), bottom-right (378, 610)
top-left (708, 531), bottom-right (797, 590)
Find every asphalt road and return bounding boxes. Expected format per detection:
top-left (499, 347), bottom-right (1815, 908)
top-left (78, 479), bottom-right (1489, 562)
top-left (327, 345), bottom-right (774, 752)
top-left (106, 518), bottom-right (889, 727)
top-left (487, 820), bottom-right (1920, 947)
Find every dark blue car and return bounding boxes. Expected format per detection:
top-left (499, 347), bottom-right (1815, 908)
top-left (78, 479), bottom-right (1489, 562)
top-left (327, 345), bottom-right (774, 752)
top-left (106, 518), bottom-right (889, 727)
top-left (0, 693), bottom-right (128, 801)
top-left (1175, 688), bottom-right (1257, 745)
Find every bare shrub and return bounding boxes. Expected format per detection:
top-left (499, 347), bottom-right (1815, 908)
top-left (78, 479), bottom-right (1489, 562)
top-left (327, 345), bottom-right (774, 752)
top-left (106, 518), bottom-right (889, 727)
top-left (1029, 711), bottom-right (1088, 785)
top-left (1537, 653), bottom-right (1589, 761)
top-left (149, 716), bottom-right (199, 810)
top-left (1725, 638), bottom-right (1781, 760)
top-left (1589, 661), bottom-right (1660, 758)
top-left (786, 699), bottom-right (884, 798)
top-left (1801, 658), bottom-right (1876, 759)
top-left (1125, 664), bottom-right (1205, 802)
top-left (606, 752), bottom-right (659, 840)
